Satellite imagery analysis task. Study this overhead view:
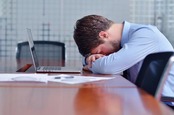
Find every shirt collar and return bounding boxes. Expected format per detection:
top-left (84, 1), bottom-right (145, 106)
top-left (121, 21), bottom-right (130, 46)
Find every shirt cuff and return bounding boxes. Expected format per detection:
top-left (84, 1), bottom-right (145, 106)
top-left (82, 57), bottom-right (87, 66)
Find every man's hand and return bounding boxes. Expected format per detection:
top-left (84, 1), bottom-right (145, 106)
top-left (86, 54), bottom-right (105, 68)
top-left (83, 54), bottom-right (105, 71)
top-left (83, 65), bottom-right (91, 71)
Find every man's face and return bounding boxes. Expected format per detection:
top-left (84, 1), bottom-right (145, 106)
top-left (91, 40), bottom-right (120, 55)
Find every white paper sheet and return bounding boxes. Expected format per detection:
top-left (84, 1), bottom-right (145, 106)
top-left (0, 74), bottom-right (115, 84)
top-left (0, 73), bottom-right (48, 83)
top-left (48, 74), bottom-right (115, 84)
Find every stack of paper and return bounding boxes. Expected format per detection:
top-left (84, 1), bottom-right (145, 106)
top-left (0, 74), bottom-right (115, 84)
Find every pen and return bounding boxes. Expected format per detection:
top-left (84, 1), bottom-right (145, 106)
top-left (54, 76), bottom-right (74, 79)
top-left (65, 76), bottom-right (74, 79)
top-left (54, 77), bottom-right (61, 79)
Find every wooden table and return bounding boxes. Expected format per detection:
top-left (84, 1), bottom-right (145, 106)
top-left (0, 57), bottom-right (173, 115)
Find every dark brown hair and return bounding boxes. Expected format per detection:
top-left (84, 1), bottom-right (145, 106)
top-left (73, 15), bottom-right (114, 56)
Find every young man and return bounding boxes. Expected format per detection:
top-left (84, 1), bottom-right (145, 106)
top-left (73, 15), bottom-right (174, 103)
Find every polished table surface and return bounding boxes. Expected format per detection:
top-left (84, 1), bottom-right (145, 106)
top-left (0, 57), bottom-right (174, 115)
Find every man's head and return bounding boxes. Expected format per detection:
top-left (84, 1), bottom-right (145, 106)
top-left (74, 15), bottom-right (123, 56)
top-left (73, 15), bottom-right (115, 56)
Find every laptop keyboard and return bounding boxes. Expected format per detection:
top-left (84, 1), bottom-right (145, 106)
top-left (41, 66), bottom-right (61, 70)
top-left (36, 66), bottom-right (81, 73)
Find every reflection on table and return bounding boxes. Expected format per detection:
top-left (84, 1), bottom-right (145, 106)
top-left (0, 57), bottom-right (173, 115)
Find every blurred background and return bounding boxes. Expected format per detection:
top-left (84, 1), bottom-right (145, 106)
top-left (0, 0), bottom-right (174, 68)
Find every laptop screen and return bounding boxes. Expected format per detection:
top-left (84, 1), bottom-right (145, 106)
top-left (27, 28), bottom-right (40, 70)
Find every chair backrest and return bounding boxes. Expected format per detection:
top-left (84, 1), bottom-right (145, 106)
top-left (16, 40), bottom-right (65, 66)
top-left (135, 51), bottom-right (174, 101)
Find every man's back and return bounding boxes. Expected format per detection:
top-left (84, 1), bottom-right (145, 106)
top-left (126, 22), bottom-right (174, 82)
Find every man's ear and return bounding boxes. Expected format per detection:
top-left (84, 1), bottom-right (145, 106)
top-left (99, 31), bottom-right (109, 39)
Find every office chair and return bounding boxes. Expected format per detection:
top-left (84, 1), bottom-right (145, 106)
top-left (135, 52), bottom-right (174, 109)
top-left (16, 40), bottom-right (65, 66)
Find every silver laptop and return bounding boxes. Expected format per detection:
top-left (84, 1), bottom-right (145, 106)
top-left (27, 28), bottom-right (81, 73)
